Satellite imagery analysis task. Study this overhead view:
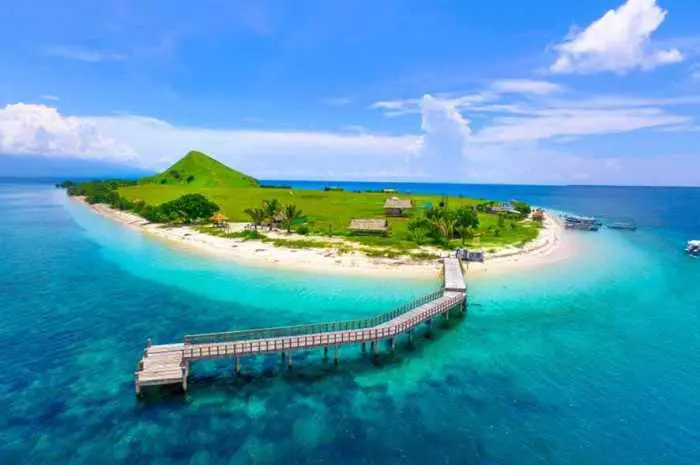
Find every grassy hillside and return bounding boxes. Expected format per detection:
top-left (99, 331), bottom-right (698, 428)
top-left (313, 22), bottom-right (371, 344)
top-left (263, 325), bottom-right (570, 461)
top-left (142, 151), bottom-right (259, 188)
top-left (119, 184), bottom-right (540, 250)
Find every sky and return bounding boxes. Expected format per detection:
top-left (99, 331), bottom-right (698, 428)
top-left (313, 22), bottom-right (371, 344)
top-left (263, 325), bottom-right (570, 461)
top-left (1, 0), bottom-right (700, 185)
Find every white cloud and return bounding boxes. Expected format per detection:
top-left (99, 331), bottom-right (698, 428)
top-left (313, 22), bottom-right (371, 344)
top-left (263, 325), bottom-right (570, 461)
top-left (41, 95), bottom-right (60, 101)
top-left (550, 0), bottom-right (683, 74)
top-left (414, 95), bottom-right (471, 171)
top-left (491, 79), bottom-right (563, 95)
top-left (371, 97), bottom-right (422, 117)
top-left (476, 107), bottom-right (689, 142)
top-left (2, 101), bottom-right (698, 185)
top-left (43, 46), bottom-right (127, 63)
top-left (0, 103), bottom-right (136, 160)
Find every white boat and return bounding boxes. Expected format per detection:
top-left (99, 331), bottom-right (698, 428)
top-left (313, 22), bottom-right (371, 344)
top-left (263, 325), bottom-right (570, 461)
top-left (686, 240), bottom-right (700, 256)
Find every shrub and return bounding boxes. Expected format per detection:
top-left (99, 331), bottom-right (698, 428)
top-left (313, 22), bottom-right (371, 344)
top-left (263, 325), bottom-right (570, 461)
top-left (410, 251), bottom-right (439, 261)
top-left (295, 224), bottom-right (310, 235)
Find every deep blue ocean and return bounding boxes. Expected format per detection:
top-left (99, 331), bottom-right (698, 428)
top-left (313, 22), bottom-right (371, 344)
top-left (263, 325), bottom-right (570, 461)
top-left (1, 180), bottom-right (699, 464)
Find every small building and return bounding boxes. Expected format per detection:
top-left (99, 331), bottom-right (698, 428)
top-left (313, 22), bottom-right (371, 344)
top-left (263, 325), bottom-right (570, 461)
top-left (383, 197), bottom-right (413, 217)
top-left (210, 213), bottom-right (228, 228)
top-left (262, 212), bottom-right (286, 229)
top-left (488, 202), bottom-right (520, 215)
top-left (456, 248), bottom-right (484, 263)
top-left (348, 218), bottom-right (389, 235)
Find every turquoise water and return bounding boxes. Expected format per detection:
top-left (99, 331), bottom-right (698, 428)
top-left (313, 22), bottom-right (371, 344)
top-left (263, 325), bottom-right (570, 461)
top-left (1, 182), bottom-right (699, 464)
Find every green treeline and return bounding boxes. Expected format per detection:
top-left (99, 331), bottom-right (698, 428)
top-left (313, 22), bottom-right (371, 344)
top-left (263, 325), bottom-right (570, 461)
top-left (60, 180), bottom-right (220, 224)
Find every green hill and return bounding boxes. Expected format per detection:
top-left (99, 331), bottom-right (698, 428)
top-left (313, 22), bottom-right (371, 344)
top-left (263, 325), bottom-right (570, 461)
top-left (143, 151), bottom-right (260, 188)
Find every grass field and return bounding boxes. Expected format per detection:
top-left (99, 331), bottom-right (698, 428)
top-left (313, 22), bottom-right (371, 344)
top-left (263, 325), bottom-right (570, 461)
top-left (119, 184), bottom-right (540, 250)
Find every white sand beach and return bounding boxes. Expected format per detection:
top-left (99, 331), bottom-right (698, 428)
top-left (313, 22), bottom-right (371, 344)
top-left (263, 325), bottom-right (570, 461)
top-left (74, 197), bottom-right (575, 278)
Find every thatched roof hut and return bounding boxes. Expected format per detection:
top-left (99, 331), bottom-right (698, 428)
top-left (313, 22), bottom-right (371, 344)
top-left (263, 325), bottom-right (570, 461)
top-left (348, 218), bottom-right (389, 234)
top-left (384, 197), bottom-right (412, 217)
top-left (210, 212), bottom-right (228, 227)
top-left (383, 197), bottom-right (412, 209)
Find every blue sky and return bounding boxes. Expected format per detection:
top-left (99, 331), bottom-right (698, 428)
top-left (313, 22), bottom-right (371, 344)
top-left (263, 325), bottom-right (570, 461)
top-left (1, 0), bottom-right (699, 185)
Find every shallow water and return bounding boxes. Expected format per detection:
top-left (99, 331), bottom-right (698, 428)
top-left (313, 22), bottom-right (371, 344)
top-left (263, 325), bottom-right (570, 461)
top-left (1, 182), bottom-right (699, 464)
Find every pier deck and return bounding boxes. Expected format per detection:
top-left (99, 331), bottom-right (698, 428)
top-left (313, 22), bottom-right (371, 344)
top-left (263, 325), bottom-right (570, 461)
top-left (134, 257), bottom-right (467, 395)
top-left (443, 257), bottom-right (466, 293)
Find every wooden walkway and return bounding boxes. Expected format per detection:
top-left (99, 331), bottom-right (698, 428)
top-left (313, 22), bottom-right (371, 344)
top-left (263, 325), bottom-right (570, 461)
top-left (134, 257), bottom-right (467, 395)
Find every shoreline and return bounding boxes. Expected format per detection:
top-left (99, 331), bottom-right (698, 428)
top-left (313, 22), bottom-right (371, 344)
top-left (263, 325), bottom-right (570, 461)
top-left (72, 196), bottom-right (575, 279)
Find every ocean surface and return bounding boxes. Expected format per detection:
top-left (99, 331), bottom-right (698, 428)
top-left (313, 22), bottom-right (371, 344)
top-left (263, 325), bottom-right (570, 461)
top-left (1, 180), bottom-right (699, 464)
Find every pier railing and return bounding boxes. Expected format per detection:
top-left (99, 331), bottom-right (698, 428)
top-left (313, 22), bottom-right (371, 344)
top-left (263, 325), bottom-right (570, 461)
top-left (183, 289), bottom-right (444, 345)
top-left (181, 293), bottom-right (465, 359)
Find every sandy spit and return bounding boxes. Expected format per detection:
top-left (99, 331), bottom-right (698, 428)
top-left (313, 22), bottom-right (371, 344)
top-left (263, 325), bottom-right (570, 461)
top-left (72, 197), bottom-right (575, 279)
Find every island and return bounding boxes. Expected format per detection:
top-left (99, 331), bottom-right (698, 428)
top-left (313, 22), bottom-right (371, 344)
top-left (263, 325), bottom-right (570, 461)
top-left (61, 150), bottom-right (564, 276)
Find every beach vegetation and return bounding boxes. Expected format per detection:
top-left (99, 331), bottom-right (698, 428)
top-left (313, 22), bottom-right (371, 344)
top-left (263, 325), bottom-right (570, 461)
top-left (262, 199), bottom-right (282, 230)
top-left (281, 204), bottom-right (304, 233)
top-left (409, 251), bottom-right (440, 261)
top-left (156, 194), bottom-right (220, 224)
top-left (244, 207), bottom-right (266, 230)
top-left (60, 152), bottom-right (540, 252)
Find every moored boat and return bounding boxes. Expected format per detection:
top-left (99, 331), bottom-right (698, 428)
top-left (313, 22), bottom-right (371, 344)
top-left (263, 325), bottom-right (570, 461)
top-left (563, 215), bottom-right (600, 231)
top-left (607, 222), bottom-right (637, 231)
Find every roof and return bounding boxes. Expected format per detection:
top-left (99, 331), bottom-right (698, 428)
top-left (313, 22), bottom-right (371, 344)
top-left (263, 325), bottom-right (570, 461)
top-left (348, 218), bottom-right (389, 232)
top-left (383, 197), bottom-right (413, 209)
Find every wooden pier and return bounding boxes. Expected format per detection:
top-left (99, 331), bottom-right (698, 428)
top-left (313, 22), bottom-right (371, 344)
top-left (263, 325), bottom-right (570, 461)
top-left (134, 257), bottom-right (467, 395)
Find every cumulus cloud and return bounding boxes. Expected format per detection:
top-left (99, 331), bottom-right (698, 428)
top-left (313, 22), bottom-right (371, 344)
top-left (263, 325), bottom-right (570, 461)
top-left (1, 100), bottom-right (698, 185)
top-left (414, 95), bottom-right (471, 170)
top-left (0, 103), bottom-right (136, 160)
top-left (551, 0), bottom-right (683, 74)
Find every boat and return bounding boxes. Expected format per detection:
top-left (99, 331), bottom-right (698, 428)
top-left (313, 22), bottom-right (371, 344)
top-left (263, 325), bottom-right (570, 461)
top-left (607, 222), bottom-right (637, 231)
top-left (563, 215), bottom-right (600, 231)
top-left (686, 240), bottom-right (700, 256)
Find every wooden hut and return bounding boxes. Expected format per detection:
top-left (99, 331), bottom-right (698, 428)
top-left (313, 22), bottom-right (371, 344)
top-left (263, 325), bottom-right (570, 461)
top-left (348, 218), bottom-right (389, 235)
top-left (383, 197), bottom-right (413, 217)
top-left (210, 213), bottom-right (228, 228)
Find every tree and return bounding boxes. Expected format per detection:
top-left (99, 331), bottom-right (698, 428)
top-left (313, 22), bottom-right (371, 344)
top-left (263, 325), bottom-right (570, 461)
top-left (426, 206), bottom-right (456, 243)
top-left (455, 206), bottom-right (479, 245)
top-left (407, 216), bottom-right (431, 245)
top-left (244, 207), bottom-right (266, 230)
top-left (262, 199), bottom-right (281, 231)
top-left (281, 204), bottom-right (303, 233)
top-left (512, 200), bottom-right (531, 217)
top-left (159, 194), bottom-right (219, 223)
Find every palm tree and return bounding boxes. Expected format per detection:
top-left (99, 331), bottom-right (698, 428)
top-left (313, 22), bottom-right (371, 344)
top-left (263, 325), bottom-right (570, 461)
top-left (282, 204), bottom-right (303, 233)
top-left (426, 206), bottom-right (456, 242)
top-left (455, 206), bottom-right (479, 245)
top-left (244, 207), bottom-right (266, 230)
top-left (262, 199), bottom-right (281, 231)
